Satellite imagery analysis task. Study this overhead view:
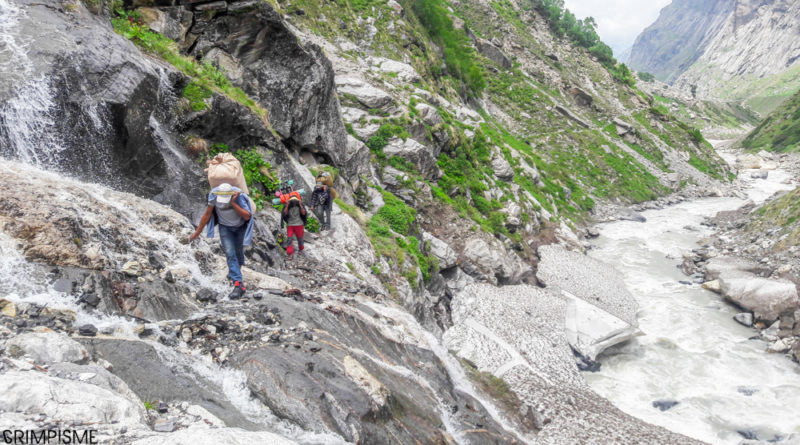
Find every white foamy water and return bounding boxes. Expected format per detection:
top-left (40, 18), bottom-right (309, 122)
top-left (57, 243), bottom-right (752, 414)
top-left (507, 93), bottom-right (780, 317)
top-left (0, 0), bottom-right (69, 166)
top-left (584, 166), bottom-right (800, 444)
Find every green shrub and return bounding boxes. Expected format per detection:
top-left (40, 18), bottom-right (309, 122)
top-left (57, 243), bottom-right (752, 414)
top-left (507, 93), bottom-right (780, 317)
top-left (366, 124), bottom-right (408, 153)
top-left (306, 216), bottom-right (320, 233)
top-left (376, 191), bottom-right (416, 235)
top-left (183, 82), bottom-right (212, 111)
top-left (609, 63), bottom-right (636, 87)
top-left (688, 127), bottom-right (705, 144)
top-left (637, 71), bottom-right (655, 82)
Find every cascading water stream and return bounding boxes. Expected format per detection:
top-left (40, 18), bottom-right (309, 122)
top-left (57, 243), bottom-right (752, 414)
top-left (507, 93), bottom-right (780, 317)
top-left (584, 155), bottom-right (800, 444)
top-left (0, 0), bottom-right (68, 166)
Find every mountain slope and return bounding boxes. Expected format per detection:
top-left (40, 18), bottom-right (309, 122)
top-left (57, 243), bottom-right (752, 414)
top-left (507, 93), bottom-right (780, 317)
top-left (0, 0), bottom-right (737, 442)
top-left (627, 0), bottom-right (732, 83)
top-left (741, 88), bottom-right (800, 152)
top-left (629, 0), bottom-right (800, 114)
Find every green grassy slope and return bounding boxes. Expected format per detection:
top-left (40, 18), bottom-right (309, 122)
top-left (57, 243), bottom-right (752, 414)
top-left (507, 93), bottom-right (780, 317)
top-left (741, 88), bottom-right (800, 152)
top-left (748, 188), bottom-right (800, 251)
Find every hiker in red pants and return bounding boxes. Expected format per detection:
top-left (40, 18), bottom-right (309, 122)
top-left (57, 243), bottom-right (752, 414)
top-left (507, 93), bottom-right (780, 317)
top-left (281, 195), bottom-right (307, 259)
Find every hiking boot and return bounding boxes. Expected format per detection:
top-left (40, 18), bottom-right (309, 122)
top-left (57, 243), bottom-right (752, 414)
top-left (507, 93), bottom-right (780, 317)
top-left (228, 281), bottom-right (245, 300)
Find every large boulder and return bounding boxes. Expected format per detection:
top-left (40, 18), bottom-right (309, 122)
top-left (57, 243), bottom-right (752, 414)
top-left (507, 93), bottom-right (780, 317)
top-left (459, 237), bottom-right (529, 285)
top-left (735, 154), bottom-right (764, 170)
top-left (336, 77), bottom-right (393, 109)
top-left (719, 277), bottom-right (799, 322)
top-left (414, 103), bottom-right (443, 126)
top-left (491, 153), bottom-right (514, 180)
top-left (422, 232), bottom-right (458, 270)
top-left (0, 370), bottom-right (146, 429)
top-left (476, 39), bottom-right (512, 69)
top-left (706, 256), bottom-right (799, 322)
top-left (383, 137), bottom-right (439, 179)
top-left (368, 57), bottom-right (420, 82)
top-left (6, 332), bottom-right (88, 365)
top-left (137, 6), bottom-right (193, 42)
top-left (343, 135), bottom-right (371, 183)
top-left (188, 2), bottom-right (353, 177)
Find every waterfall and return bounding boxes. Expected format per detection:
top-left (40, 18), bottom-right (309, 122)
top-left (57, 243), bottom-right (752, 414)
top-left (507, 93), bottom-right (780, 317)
top-left (0, 0), bottom-right (68, 166)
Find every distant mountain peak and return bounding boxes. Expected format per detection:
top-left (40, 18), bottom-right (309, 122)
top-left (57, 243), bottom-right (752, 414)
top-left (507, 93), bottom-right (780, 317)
top-left (628, 0), bottom-right (800, 114)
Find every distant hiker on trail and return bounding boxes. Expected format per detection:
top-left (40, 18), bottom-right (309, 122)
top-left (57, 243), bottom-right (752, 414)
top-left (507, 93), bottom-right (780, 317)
top-left (282, 195), bottom-right (307, 259)
top-left (189, 183), bottom-right (254, 299)
top-left (309, 181), bottom-right (332, 231)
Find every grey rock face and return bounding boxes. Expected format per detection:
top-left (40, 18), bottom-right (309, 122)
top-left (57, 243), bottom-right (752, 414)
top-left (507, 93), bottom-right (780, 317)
top-left (383, 137), bottom-right (439, 179)
top-left (232, 296), bottom-right (521, 444)
top-left (422, 231), bottom-right (458, 270)
top-left (0, 0), bottom-right (311, 217)
top-left (627, 0), bottom-right (733, 82)
top-left (80, 338), bottom-right (260, 430)
top-left (0, 0), bottom-right (204, 215)
top-left (188, 3), bottom-right (354, 177)
top-left (476, 39), bottom-right (512, 69)
top-left (460, 237), bottom-right (529, 285)
top-left (6, 332), bottom-right (88, 365)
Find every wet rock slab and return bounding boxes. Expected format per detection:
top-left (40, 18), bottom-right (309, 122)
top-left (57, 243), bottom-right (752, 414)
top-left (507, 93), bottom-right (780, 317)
top-left (230, 294), bottom-right (523, 444)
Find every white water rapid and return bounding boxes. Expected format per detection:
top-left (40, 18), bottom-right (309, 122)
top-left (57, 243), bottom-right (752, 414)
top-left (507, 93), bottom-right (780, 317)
top-left (584, 156), bottom-right (800, 444)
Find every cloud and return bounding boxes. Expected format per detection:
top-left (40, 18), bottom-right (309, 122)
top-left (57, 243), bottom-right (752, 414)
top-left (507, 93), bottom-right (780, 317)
top-left (562, 0), bottom-right (672, 57)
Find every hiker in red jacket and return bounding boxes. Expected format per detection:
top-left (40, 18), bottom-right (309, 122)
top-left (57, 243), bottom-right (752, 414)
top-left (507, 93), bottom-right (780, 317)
top-left (281, 195), bottom-right (307, 259)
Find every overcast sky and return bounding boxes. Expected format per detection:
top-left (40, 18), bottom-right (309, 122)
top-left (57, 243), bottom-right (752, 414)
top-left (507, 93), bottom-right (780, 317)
top-left (562, 0), bottom-right (673, 58)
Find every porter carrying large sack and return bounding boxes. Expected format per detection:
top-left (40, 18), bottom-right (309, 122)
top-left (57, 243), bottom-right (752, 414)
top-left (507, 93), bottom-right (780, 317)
top-left (206, 153), bottom-right (249, 194)
top-left (207, 153), bottom-right (257, 211)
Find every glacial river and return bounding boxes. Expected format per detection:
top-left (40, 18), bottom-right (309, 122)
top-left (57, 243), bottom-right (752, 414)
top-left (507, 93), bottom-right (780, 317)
top-left (583, 155), bottom-right (800, 444)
